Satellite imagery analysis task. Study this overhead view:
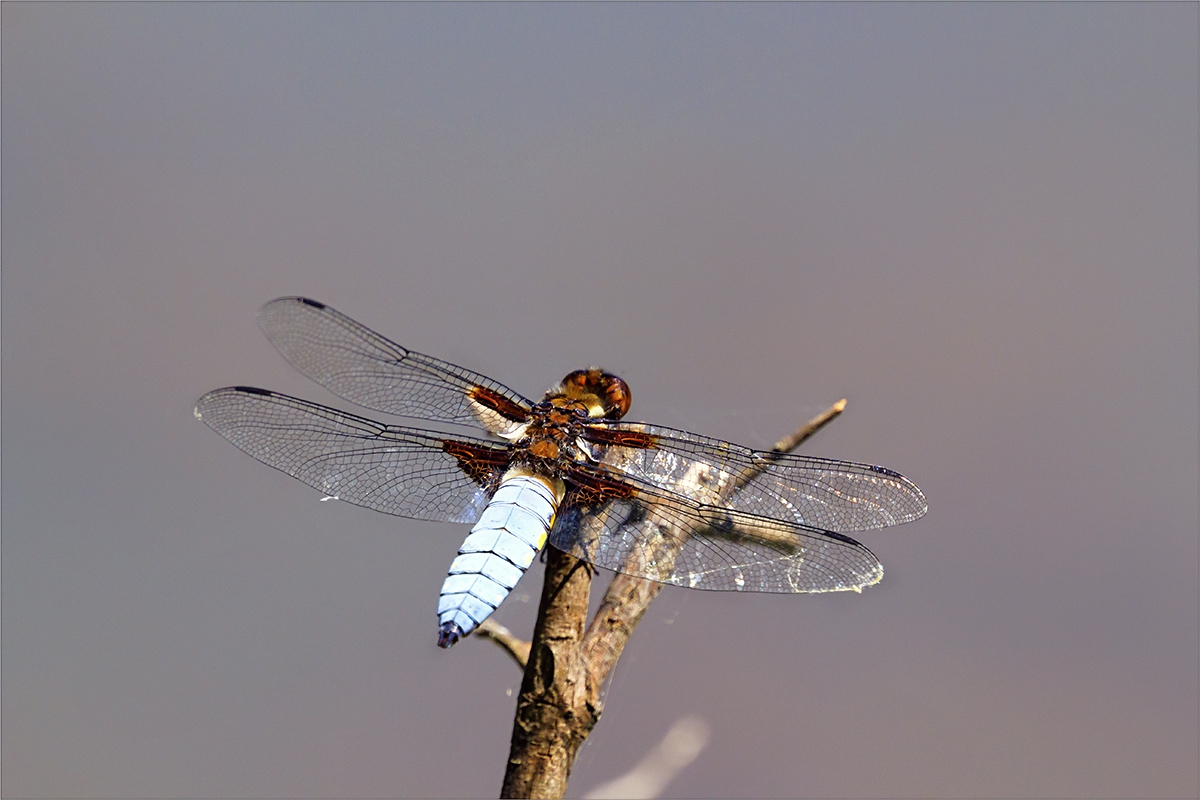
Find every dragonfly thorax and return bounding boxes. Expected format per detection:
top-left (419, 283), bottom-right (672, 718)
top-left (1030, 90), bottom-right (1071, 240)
top-left (517, 400), bottom-right (592, 469)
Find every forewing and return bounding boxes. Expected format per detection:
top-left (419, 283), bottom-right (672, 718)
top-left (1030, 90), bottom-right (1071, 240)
top-left (585, 422), bottom-right (927, 533)
top-left (257, 297), bottom-right (533, 435)
top-left (195, 387), bottom-right (510, 523)
top-left (550, 472), bottom-right (883, 593)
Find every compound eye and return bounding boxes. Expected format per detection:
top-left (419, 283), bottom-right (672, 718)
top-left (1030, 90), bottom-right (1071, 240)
top-left (561, 370), bottom-right (593, 393)
top-left (558, 369), bottom-right (631, 419)
top-left (601, 374), bottom-right (631, 420)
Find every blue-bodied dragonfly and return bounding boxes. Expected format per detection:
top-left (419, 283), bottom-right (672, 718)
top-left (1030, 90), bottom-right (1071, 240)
top-left (195, 298), bottom-right (927, 648)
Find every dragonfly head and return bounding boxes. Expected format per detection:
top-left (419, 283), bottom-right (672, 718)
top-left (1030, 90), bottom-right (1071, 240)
top-left (552, 369), bottom-right (631, 420)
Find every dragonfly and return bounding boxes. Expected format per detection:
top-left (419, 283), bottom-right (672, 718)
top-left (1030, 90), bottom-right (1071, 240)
top-left (195, 298), bottom-right (927, 648)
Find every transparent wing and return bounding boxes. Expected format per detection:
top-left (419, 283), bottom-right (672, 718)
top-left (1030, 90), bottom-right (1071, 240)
top-left (587, 422), bottom-right (927, 533)
top-left (195, 386), bottom-right (510, 523)
top-left (257, 297), bottom-right (533, 434)
top-left (550, 470), bottom-right (883, 593)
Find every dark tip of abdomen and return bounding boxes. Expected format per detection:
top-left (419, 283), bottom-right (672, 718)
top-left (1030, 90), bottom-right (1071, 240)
top-left (437, 621), bottom-right (464, 649)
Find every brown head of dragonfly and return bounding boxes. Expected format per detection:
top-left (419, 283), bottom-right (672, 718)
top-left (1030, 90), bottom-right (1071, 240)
top-left (551, 368), bottom-right (631, 420)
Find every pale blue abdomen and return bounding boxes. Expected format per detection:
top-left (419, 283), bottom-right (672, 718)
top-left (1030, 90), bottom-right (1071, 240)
top-left (437, 472), bottom-right (563, 647)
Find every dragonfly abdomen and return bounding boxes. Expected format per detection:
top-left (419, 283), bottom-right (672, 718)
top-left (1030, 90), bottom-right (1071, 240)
top-left (437, 471), bottom-right (565, 648)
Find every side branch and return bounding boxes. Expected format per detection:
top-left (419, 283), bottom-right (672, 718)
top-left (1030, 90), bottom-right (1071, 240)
top-left (477, 619), bottom-right (531, 670)
top-left (500, 400), bottom-right (847, 799)
top-left (768, 398), bottom-right (845, 458)
top-left (581, 400), bottom-right (846, 678)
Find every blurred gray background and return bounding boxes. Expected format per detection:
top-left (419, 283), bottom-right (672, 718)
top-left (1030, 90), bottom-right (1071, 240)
top-left (3, 4), bottom-right (1196, 798)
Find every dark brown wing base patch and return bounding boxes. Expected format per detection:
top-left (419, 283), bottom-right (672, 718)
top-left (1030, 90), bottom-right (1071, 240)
top-left (443, 440), bottom-right (511, 487)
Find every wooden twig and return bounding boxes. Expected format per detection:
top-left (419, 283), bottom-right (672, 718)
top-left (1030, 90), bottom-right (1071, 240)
top-left (476, 619), bottom-right (532, 670)
top-left (582, 399), bottom-right (846, 681)
top-left (500, 549), bottom-right (596, 799)
top-left (766, 398), bottom-right (846, 458)
top-left (581, 715), bottom-right (711, 799)
top-left (500, 400), bottom-right (847, 799)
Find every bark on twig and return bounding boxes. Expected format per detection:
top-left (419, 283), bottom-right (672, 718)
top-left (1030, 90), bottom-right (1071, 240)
top-left (500, 548), bottom-right (596, 799)
top-left (500, 401), bottom-right (847, 799)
